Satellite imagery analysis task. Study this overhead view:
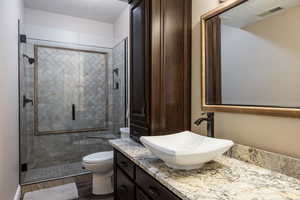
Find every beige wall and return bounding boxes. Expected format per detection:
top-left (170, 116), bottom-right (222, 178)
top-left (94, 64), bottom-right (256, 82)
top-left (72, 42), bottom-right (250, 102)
top-left (114, 6), bottom-right (130, 45)
top-left (191, 0), bottom-right (300, 159)
top-left (0, 0), bottom-right (23, 199)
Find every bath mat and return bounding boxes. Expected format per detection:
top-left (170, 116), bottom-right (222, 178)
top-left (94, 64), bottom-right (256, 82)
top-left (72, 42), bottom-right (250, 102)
top-left (23, 183), bottom-right (79, 200)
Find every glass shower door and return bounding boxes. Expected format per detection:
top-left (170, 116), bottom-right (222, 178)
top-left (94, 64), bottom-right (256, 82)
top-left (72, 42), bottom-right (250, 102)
top-left (35, 46), bottom-right (79, 134)
top-left (19, 21), bottom-right (29, 184)
top-left (73, 51), bottom-right (108, 131)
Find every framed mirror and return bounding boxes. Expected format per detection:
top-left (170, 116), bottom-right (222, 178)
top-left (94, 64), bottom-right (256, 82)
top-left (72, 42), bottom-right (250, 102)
top-left (201, 0), bottom-right (300, 117)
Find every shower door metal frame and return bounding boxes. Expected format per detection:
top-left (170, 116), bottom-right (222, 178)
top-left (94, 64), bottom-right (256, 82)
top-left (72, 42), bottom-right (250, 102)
top-left (33, 45), bottom-right (109, 135)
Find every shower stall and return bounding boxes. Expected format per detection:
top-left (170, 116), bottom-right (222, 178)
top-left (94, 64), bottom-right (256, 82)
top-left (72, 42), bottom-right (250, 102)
top-left (19, 36), bottom-right (128, 184)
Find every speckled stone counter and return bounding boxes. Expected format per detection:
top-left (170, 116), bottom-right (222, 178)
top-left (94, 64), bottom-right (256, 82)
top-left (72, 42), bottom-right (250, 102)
top-left (109, 138), bottom-right (300, 200)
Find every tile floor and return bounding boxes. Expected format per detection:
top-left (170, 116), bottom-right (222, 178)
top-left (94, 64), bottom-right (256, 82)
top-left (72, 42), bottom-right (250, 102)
top-left (22, 162), bottom-right (89, 183)
top-left (22, 173), bottom-right (114, 200)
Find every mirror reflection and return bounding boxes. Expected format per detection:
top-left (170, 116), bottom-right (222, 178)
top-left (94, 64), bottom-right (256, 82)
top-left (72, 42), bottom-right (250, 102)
top-left (206, 0), bottom-right (300, 108)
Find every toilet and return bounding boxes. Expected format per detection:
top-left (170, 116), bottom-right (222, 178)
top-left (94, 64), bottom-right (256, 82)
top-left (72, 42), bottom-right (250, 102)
top-left (82, 151), bottom-right (114, 195)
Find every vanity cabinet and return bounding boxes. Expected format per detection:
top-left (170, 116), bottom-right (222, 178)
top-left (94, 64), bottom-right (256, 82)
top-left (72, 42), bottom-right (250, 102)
top-left (114, 150), bottom-right (182, 200)
top-left (129, 0), bottom-right (191, 142)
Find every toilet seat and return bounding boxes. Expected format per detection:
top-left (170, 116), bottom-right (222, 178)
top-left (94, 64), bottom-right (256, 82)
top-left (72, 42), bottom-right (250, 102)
top-left (83, 151), bottom-right (113, 164)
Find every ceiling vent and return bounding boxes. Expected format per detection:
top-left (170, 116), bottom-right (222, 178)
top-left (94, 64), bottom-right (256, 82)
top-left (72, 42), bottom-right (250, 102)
top-left (257, 7), bottom-right (283, 17)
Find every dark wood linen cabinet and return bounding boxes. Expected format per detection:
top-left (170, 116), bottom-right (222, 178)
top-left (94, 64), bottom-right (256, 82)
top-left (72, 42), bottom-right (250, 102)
top-left (129, 0), bottom-right (191, 142)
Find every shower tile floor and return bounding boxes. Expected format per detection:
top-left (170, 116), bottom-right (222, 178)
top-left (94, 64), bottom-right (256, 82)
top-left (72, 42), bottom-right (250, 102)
top-left (23, 162), bottom-right (89, 183)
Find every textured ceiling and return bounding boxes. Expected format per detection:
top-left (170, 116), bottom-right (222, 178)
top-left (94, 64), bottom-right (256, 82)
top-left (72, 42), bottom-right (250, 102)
top-left (24, 0), bottom-right (128, 23)
top-left (220, 0), bottom-right (300, 28)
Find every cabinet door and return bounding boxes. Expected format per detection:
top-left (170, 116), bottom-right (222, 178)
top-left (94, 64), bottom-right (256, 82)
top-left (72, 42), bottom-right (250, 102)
top-left (151, 0), bottom-right (191, 134)
top-left (130, 0), bottom-right (150, 128)
top-left (116, 168), bottom-right (135, 200)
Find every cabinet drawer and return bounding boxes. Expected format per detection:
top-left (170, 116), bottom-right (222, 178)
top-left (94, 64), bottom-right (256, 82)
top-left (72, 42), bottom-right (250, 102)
top-left (136, 187), bottom-right (151, 200)
top-left (116, 151), bottom-right (135, 179)
top-left (116, 168), bottom-right (135, 200)
top-left (136, 167), bottom-right (181, 200)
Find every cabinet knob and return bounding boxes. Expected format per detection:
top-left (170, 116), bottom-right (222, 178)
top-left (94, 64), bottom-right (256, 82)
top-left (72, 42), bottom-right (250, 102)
top-left (120, 161), bottom-right (129, 168)
top-left (118, 185), bottom-right (128, 194)
top-left (148, 186), bottom-right (160, 198)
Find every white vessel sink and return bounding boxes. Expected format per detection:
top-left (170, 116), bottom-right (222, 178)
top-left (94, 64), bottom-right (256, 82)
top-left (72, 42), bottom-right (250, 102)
top-left (140, 131), bottom-right (234, 170)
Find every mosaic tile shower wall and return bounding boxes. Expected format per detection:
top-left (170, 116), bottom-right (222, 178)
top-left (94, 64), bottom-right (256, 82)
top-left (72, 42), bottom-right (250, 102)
top-left (35, 46), bottom-right (108, 134)
top-left (20, 39), bottom-right (127, 184)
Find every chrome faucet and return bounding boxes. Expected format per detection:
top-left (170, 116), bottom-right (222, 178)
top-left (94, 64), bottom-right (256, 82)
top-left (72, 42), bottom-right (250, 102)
top-left (194, 112), bottom-right (214, 138)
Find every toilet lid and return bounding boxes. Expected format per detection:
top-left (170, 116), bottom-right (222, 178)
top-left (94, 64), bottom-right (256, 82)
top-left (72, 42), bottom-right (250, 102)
top-left (83, 151), bottom-right (113, 164)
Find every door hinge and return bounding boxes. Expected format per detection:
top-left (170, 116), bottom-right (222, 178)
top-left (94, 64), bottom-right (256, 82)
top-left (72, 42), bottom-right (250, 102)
top-left (21, 163), bottom-right (28, 172)
top-left (20, 34), bottom-right (27, 43)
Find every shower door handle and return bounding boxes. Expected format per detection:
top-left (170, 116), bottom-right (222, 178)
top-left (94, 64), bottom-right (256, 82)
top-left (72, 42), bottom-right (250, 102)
top-left (72, 104), bottom-right (76, 120)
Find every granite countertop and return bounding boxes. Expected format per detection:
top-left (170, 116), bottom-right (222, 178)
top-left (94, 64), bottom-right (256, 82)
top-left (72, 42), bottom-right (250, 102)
top-left (109, 138), bottom-right (300, 200)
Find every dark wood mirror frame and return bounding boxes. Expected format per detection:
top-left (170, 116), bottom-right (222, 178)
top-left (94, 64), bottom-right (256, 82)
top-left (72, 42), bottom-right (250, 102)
top-left (201, 0), bottom-right (300, 118)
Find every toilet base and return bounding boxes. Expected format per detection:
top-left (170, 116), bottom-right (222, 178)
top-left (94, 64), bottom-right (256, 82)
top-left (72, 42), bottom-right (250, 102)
top-left (92, 173), bottom-right (113, 195)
